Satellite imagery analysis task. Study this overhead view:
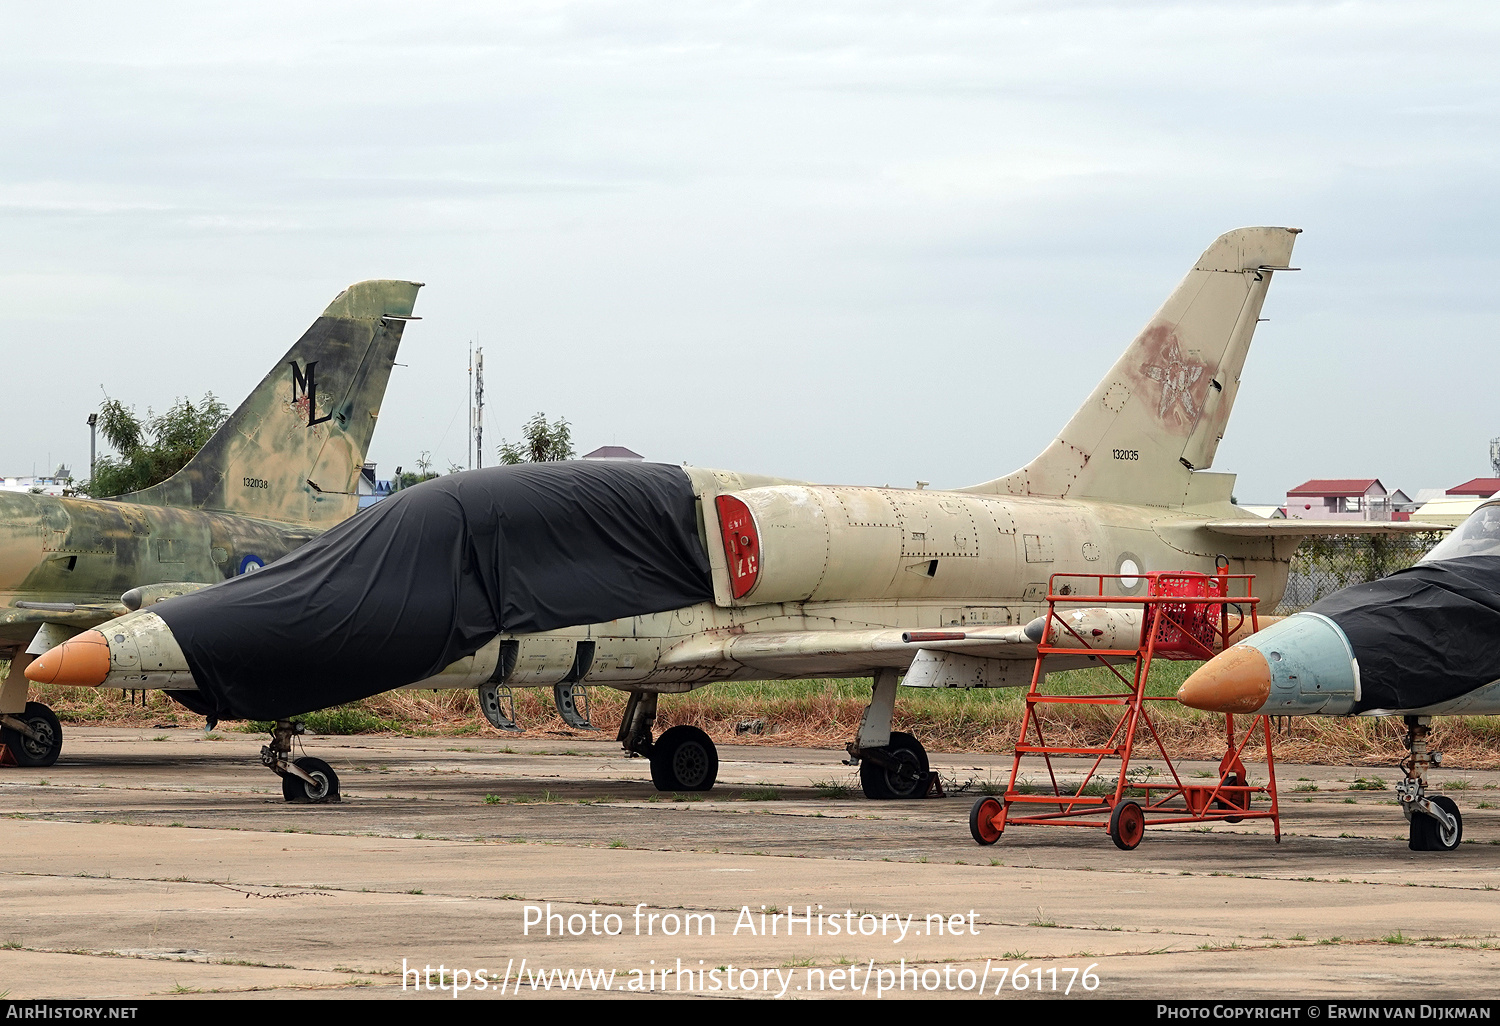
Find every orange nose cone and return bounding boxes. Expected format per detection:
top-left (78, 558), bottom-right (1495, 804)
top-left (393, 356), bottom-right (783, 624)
top-left (25, 630), bottom-right (112, 686)
top-left (1177, 645), bottom-right (1273, 713)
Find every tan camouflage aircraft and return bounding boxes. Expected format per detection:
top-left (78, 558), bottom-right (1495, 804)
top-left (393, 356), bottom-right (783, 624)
top-left (0, 280), bottom-right (422, 765)
top-left (29, 228), bottom-right (1439, 802)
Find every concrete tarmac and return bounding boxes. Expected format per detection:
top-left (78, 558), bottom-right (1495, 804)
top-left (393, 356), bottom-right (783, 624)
top-left (2, 726), bottom-right (1498, 1000)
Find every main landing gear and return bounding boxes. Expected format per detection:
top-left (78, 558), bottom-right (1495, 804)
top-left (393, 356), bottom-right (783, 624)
top-left (262, 719), bottom-right (341, 804)
top-left (1, 702), bottom-right (62, 768)
top-left (846, 668), bottom-right (932, 800)
top-left (618, 691), bottom-right (719, 792)
top-left (1398, 716), bottom-right (1461, 852)
top-left (0, 655), bottom-right (62, 768)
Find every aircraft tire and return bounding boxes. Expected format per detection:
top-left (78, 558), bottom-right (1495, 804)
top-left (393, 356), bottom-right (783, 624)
top-left (1410, 796), bottom-right (1462, 852)
top-left (859, 732), bottom-right (929, 800)
top-left (281, 757), bottom-right (341, 804)
top-left (1, 702), bottom-right (62, 768)
top-left (649, 726), bottom-right (718, 792)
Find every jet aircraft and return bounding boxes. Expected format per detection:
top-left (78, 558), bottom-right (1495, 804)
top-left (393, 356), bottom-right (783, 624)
top-left (29, 228), bottom-right (1437, 803)
top-left (1177, 499), bottom-right (1500, 851)
top-left (0, 280), bottom-right (422, 766)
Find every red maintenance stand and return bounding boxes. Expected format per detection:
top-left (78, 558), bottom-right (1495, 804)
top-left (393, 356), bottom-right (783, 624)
top-left (969, 569), bottom-right (1281, 850)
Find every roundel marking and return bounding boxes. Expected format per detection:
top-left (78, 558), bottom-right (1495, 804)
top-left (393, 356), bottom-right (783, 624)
top-left (238, 554), bottom-right (266, 575)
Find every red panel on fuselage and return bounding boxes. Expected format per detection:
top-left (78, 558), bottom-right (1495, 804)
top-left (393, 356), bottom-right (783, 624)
top-left (715, 495), bottom-right (761, 599)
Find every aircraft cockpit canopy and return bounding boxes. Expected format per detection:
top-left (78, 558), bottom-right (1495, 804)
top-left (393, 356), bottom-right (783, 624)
top-left (1420, 500), bottom-right (1500, 563)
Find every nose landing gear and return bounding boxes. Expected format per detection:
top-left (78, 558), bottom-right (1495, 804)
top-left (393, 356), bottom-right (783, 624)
top-left (262, 719), bottom-right (341, 803)
top-left (1399, 716), bottom-right (1461, 852)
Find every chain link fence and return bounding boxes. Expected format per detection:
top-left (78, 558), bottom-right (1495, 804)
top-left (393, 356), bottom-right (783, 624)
top-left (1275, 532), bottom-right (1446, 613)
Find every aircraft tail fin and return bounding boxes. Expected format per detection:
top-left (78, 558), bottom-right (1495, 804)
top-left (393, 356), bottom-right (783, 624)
top-left (116, 280), bottom-right (423, 528)
top-left (966, 227), bottom-right (1299, 508)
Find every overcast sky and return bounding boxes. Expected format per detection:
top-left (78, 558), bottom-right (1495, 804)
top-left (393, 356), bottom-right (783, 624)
top-left (2, 1), bottom-right (1496, 502)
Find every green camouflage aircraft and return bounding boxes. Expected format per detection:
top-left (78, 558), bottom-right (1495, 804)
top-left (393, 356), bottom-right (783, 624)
top-left (0, 280), bottom-right (423, 765)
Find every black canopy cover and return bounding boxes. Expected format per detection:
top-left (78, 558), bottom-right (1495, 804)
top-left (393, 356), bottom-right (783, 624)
top-left (1309, 556), bottom-right (1500, 712)
top-left (154, 461), bottom-right (715, 721)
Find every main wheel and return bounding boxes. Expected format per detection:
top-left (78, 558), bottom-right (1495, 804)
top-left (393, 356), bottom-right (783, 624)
top-left (1, 702), bottom-right (62, 768)
top-left (859, 731), bottom-right (930, 800)
top-left (1410, 795), bottom-right (1462, 852)
top-left (649, 726), bottom-right (718, 791)
top-left (1109, 800), bottom-right (1146, 851)
top-left (969, 796), bottom-right (1003, 845)
top-left (281, 757), bottom-right (340, 803)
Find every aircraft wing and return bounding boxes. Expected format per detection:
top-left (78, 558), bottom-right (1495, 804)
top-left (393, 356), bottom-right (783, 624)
top-left (1203, 519), bottom-right (1448, 537)
top-left (661, 625), bottom-right (1037, 676)
top-left (0, 602), bottom-right (129, 650)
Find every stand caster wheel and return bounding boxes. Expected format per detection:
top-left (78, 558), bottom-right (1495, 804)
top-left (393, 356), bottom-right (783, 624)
top-left (970, 796), bottom-right (1003, 845)
top-left (1109, 800), bottom-right (1145, 851)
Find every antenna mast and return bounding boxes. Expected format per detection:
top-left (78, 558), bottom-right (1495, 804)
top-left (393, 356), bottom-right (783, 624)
top-left (467, 344), bottom-right (474, 471)
top-left (474, 347), bottom-right (484, 469)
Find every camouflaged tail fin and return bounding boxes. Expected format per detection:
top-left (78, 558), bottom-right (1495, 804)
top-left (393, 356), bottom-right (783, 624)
top-left (115, 280), bottom-right (423, 528)
top-left (964, 228), bottom-right (1300, 509)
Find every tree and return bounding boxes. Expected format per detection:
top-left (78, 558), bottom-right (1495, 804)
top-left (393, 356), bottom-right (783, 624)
top-left (498, 413), bottom-right (574, 464)
top-left (79, 393), bottom-right (229, 497)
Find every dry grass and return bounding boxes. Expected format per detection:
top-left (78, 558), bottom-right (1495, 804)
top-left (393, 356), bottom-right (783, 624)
top-left (20, 661), bottom-right (1500, 768)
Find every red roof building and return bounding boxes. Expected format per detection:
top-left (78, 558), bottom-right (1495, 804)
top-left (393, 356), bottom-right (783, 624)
top-left (1445, 478), bottom-right (1500, 497)
top-left (1285, 479), bottom-right (1391, 521)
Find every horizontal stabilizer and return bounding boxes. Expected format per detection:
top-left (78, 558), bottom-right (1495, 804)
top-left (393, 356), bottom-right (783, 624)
top-left (1203, 520), bottom-right (1449, 538)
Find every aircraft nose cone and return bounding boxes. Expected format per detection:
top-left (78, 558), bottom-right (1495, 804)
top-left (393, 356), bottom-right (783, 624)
top-left (26, 630), bottom-right (112, 686)
top-left (1177, 644), bottom-right (1273, 713)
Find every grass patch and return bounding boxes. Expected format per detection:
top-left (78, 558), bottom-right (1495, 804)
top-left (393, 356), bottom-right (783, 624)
top-left (242, 705), bottom-right (403, 735)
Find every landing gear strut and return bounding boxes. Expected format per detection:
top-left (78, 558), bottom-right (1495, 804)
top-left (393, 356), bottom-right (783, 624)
top-left (618, 691), bottom-right (719, 792)
top-left (1398, 716), bottom-right (1461, 852)
top-left (261, 719), bottom-right (341, 804)
top-left (847, 668), bottom-right (932, 800)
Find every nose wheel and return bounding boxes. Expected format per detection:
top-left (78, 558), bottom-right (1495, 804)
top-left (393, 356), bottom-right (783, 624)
top-left (1399, 716), bottom-right (1461, 852)
top-left (281, 757), bottom-right (341, 804)
top-left (1409, 795), bottom-right (1462, 852)
top-left (262, 719), bottom-right (341, 803)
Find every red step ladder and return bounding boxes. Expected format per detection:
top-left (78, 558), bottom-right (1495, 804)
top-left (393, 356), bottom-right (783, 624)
top-left (969, 569), bottom-right (1281, 850)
